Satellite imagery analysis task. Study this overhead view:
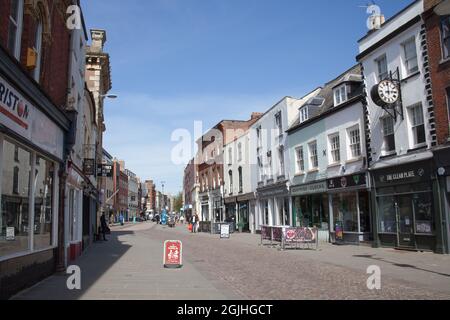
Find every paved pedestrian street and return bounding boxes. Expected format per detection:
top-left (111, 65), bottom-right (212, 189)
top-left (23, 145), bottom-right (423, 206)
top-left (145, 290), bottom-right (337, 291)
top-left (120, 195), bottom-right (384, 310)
top-left (12, 222), bottom-right (450, 300)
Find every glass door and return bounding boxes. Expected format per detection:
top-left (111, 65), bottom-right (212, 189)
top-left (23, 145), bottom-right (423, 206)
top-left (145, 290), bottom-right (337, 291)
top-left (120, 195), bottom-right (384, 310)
top-left (396, 195), bottom-right (415, 248)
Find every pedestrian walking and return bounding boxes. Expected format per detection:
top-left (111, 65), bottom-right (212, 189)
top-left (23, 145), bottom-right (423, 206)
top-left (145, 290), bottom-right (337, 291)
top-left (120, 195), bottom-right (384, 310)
top-left (191, 214), bottom-right (196, 233)
top-left (119, 213), bottom-right (124, 226)
top-left (194, 214), bottom-right (200, 233)
top-left (100, 213), bottom-right (108, 241)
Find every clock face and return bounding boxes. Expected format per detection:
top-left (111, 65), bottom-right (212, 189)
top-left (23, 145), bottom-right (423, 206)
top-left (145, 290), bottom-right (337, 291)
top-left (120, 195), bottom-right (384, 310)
top-left (378, 80), bottom-right (399, 104)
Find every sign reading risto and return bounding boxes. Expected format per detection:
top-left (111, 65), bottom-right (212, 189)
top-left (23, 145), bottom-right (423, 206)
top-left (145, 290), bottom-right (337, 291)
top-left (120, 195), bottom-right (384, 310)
top-left (0, 77), bottom-right (30, 130)
top-left (0, 75), bottom-right (64, 159)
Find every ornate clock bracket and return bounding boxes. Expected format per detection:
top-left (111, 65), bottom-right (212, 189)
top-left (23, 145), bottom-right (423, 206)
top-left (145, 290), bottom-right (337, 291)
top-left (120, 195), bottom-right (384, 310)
top-left (381, 68), bottom-right (404, 122)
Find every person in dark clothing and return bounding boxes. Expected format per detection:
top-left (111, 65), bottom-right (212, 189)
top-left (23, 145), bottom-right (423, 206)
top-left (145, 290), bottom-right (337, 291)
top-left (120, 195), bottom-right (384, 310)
top-left (100, 213), bottom-right (108, 241)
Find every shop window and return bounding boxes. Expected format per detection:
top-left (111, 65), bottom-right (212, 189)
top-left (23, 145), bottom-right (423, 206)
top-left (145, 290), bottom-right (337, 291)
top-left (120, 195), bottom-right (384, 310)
top-left (34, 156), bottom-right (55, 250)
top-left (441, 16), bottom-right (450, 60)
top-left (359, 192), bottom-right (371, 233)
top-left (7, 0), bottom-right (23, 59)
top-left (402, 37), bottom-right (418, 76)
top-left (332, 193), bottom-right (358, 232)
top-left (377, 196), bottom-right (397, 233)
top-left (408, 103), bottom-right (426, 146)
top-left (264, 200), bottom-right (269, 225)
top-left (1, 139), bottom-right (31, 257)
top-left (381, 116), bottom-right (396, 154)
top-left (413, 192), bottom-right (434, 234)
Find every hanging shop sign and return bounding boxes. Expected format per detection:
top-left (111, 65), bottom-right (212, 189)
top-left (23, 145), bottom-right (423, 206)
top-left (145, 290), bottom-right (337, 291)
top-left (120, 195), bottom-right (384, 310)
top-left (83, 159), bottom-right (96, 176)
top-left (97, 163), bottom-right (113, 177)
top-left (373, 161), bottom-right (431, 188)
top-left (163, 240), bottom-right (183, 269)
top-left (327, 173), bottom-right (367, 190)
top-left (290, 181), bottom-right (327, 196)
top-left (0, 75), bottom-right (64, 159)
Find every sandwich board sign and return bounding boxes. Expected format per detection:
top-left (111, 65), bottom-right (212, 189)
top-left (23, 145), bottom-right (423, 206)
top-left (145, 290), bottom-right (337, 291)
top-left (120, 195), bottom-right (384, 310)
top-left (220, 224), bottom-right (230, 239)
top-left (163, 240), bottom-right (183, 269)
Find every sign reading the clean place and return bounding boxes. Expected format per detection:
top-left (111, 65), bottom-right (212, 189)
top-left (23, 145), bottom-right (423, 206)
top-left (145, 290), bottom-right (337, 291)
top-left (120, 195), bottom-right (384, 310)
top-left (373, 161), bottom-right (431, 188)
top-left (0, 75), bottom-right (64, 159)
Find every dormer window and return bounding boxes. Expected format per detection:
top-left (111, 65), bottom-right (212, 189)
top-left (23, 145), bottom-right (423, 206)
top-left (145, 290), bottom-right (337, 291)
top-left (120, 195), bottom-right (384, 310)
top-left (299, 106), bottom-right (309, 123)
top-left (334, 85), bottom-right (347, 106)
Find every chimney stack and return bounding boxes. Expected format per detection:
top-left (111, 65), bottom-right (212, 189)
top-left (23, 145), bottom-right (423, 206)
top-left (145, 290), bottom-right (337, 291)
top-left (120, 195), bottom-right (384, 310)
top-left (90, 29), bottom-right (107, 52)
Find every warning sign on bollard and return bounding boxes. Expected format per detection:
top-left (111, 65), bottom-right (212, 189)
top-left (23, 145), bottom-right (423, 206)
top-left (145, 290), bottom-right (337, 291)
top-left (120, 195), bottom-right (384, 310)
top-left (163, 240), bottom-right (183, 269)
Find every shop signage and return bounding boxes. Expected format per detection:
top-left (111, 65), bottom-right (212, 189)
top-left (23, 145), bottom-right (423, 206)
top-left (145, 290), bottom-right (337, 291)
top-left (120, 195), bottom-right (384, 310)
top-left (373, 161), bottom-right (431, 188)
top-left (163, 240), bottom-right (183, 269)
top-left (335, 222), bottom-right (344, 244)
top-left (284, 227), bottom-right (317, 243)
top-left (237, 193), bottom-right (255, 202)
top-left (220, 224), bottom-right (230, 239)
top-left (97, 164), bottom-right (113, 177)
top-left (290, 181), bottom-right (327, 196)
top-left (6, 227), bottom-right (15, 241)
top-left (0, 75), bottom-right (64, 159)
top-left (83, 159), bottom-right (96, 176)
top-left (327, 173), bottom-right (367, 190)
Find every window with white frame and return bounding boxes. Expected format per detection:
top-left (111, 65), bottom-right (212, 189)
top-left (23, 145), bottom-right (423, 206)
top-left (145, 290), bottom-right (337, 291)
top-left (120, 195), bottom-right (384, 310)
top-left (381, 116), bottom-right (396, 153)
top-left (299, 107), bottom-right (309, 123)
top-left (278, 146), bottom-right (285, 176)
top-left (329, 134), bottom-right (340, 164)
top-left (295, 146), bottom-right (305, 173)
top-left (238, 167), bottom-right (243, 193)
top-left (334, 85), bottom-right (347, 106)
top-left (348, 127), bottom-right (361, 159)
top-left (275, 112), bottom-right (282, 136)
top-left (309, 141), bottom-right (318, 170)
top-left (228, 147), bottom-right (232, 165)
top-left (403, 37), bottom-right (419, 76)
top-left (256, 126), bottom-right (262, 148)
top-left (376, 54), bottom-right (388, 81)
top-left (238, 142), bottom-right (242, 162)
top-left (7, 0), bottom-right (23, 59)
top-left (33, 17), bottom-right (43, 82)
top-left (441, 16), bottom-right (450, 60)
top-left (408, 103), bottom-right (426, 146)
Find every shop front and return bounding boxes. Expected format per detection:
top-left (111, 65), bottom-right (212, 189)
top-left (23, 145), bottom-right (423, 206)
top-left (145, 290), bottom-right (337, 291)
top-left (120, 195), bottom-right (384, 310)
top-left (327, 172), bottom-right (371, 244)
top-left (371, 159), bottom-right (439, 252)
top-left (0, 58), bottom-right (69, 299)
top-left (257, 182), bottom-right (290, 227)
top-left (224, 196), bottom-right (236, 224)
top-left (291, 181), bottom-right (329, 242)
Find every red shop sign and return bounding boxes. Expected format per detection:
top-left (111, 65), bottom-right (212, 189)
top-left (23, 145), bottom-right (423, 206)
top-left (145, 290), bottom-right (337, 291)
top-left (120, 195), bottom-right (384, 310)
top-left (163, 240), bottom-right (183, 269)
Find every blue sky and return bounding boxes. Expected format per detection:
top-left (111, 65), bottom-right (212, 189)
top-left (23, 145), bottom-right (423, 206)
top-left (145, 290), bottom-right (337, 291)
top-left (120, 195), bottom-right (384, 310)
top-left (83, 0), bottom-right (413, 195)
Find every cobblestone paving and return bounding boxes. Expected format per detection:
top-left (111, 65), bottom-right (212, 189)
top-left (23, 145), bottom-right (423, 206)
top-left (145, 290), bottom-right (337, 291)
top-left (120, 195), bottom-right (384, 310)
top-left (144, 224), bottom-right (450, 300)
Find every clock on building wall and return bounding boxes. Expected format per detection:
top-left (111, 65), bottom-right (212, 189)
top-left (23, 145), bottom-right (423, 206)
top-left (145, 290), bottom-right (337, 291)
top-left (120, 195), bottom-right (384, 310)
top-left (371, 79), bottom-right (400, 106)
